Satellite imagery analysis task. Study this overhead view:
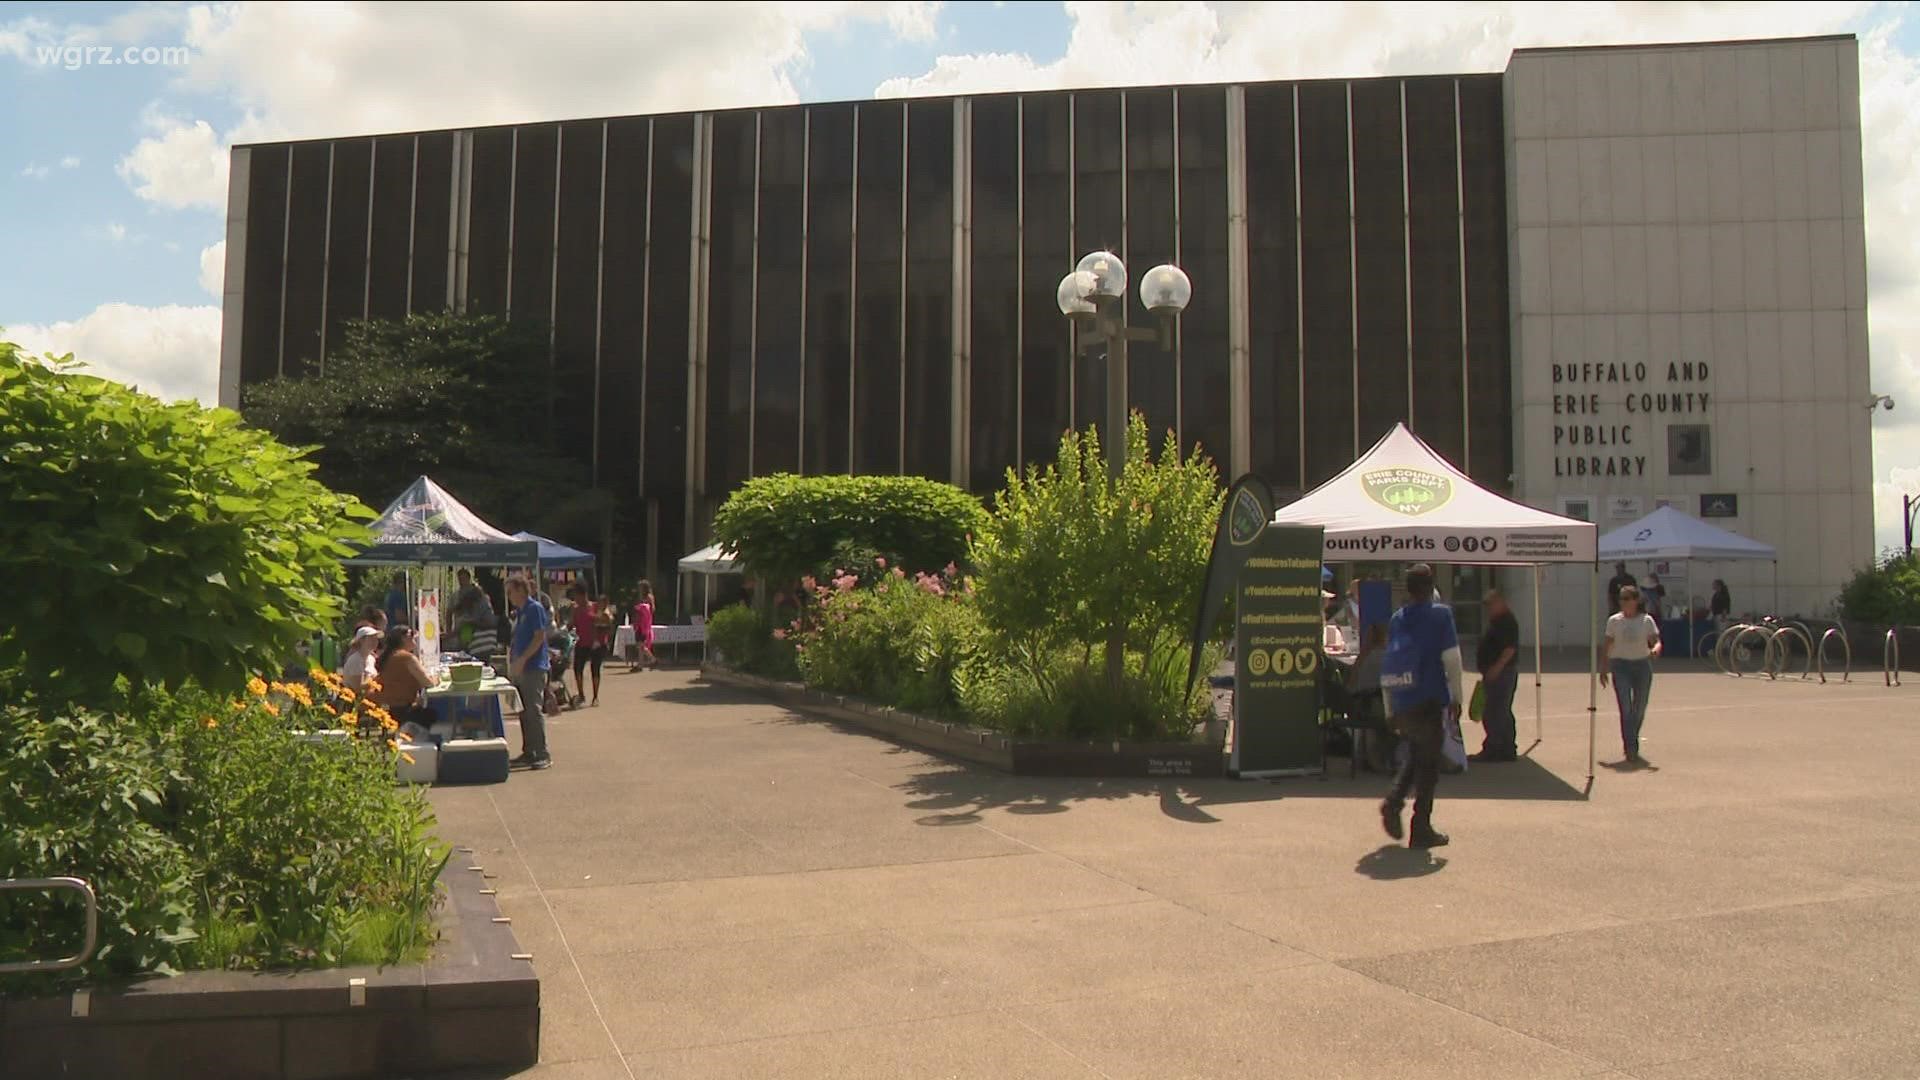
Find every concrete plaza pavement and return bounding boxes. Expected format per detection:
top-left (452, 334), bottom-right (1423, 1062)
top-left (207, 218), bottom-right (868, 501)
top-left (429, 661), bottom-right (1920, 1079)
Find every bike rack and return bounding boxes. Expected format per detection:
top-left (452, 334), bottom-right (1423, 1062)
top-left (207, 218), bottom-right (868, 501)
top-left (1889, 628), bottom-right (1904, 688)
top-left (1818, 627), bottom-right (1851, 683)
top-left (0, 877), bottom-right (98, 974)
top-left (1766, 626), bottom-right (1813, 681)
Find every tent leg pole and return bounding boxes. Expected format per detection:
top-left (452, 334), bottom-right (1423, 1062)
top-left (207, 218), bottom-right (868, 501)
top-left (1589, 561), bottom-right (1599, 790)
top-left (1533, 564), bottom-right (1543, 746)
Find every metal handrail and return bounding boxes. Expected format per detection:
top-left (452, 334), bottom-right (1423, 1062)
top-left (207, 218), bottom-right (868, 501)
top-left (0, 877), bottom-right (99, 974)
top-left (1818, 627), bottom-right (1851, 684)
top-left (1889, 628), bottom-right (1904, 688)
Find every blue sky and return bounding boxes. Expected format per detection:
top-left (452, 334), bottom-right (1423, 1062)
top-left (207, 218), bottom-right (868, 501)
top-left (3, 1), bottom-right (1918, 551)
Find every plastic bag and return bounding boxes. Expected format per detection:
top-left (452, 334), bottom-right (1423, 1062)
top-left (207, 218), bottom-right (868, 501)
top-left (1468, 679), bottom-right (1486, 725)
top-left (1440, 714), bottom-right (1469, 774)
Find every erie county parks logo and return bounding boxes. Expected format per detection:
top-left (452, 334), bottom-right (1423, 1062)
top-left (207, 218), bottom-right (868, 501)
top-left (1228, 486), bottom-right (1267, 546)
top-left (1362, 467), bottom-right (1453, 516)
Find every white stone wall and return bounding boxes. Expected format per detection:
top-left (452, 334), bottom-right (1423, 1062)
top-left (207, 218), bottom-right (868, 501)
top-left (1503, 37), bottom-right (1872, 647)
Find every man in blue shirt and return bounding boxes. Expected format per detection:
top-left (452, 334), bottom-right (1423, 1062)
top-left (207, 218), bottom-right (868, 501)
top-left (506, 574), bottom-right (553, 770)
top-left (384, 573), bottom-right (409, 631)
top-left (1378, 564), bottom-right (1463, 848)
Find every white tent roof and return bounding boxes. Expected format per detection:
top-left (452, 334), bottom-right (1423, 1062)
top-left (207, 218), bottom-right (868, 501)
top-left (1272, 424), bottom-right (1597, 564)
top-left (677, 542), bottom-right (739, 575)
top-left (1598, 505), bottom-right (1776, 562)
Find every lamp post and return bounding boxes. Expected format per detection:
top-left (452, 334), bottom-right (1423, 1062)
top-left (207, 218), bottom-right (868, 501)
top-left (1055, 252), bottom-right (1192, 479)
top-left (1057, 253), bottom-right (1192, 689)
top-left (1905, 493), bottom-right (1918, 559)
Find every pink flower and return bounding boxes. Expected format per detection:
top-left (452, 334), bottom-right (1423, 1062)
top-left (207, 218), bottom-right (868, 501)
top-left (772, 628), bottom-right (787, 640)
top-left (892, 567), bottom-right (906, 579)
top-left (875, 557), bottom-right (887, 568)
top-left (800, 575), bottom-right (817, 592)
top-left (876, 584), bottom-right (888, 594)
top-left (944, 562), bottom-right (959, 577)
top-left (835, 574), bottom-right (857, 592)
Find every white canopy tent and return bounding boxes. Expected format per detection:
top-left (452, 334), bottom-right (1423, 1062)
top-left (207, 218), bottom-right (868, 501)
top-left (676, 543), bottom-right (740, 621)
top-left (1273, 424), bottom-right (1603, 784)
top-left (1600, 506), bottom-right (1777, 653)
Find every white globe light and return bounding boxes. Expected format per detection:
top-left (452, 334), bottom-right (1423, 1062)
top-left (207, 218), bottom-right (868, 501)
top-left (1074, 250), bottom-right (1127, 300)
top-left (1056, 270), bottom-right (1096, 317)
top-left (1139, 263), bottom-right (1192, 315)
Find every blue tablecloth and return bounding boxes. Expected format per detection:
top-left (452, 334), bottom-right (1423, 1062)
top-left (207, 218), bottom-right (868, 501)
top-left (423, 681), bottom-right (518, 738)
top-left (1660, 618), bottom-right (1715, 656)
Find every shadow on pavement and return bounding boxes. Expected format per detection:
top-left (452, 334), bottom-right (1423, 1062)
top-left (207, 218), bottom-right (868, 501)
top-left (897, 771), bottom-right (1288, 825)
top-left (1355, 843), bottom-right (1448, 879)
top-left (1282, 754), bottom-right (1586, 802)
top-left (641, 684), bottom-right (778, 707)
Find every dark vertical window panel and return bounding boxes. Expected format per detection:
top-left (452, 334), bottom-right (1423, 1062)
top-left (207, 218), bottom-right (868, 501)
top-left (1178, 86), bottom-right (1231, 474)
top-left (366, 136), bottom-right (413, 322)
top-left (645, 115), bottom-right (694, 501)
top-left (803, 105), bottom-right (854, 476)
top-left (467, 128), bottom-right (514, 313)
top-left (969, 94), bottom-right (1020, 492)
top-left (705, 112), bottom-right (757, 496)
top-left (1244, 84), bottom-right (1300, 489)
top-left (754, 108), bottom-right (805, 477)
top-left (1297, 81), bottom-right (1354, 486)
top-left (553, 120), bottom-right (603, 474)
top-left (281, 142), bottom-right (331, 375)
top-left (410, 133), bottom-right (453, 313)
top-left (1458, 75), bottom-right (1512, 487)
top-left (240, 146), bottom-right (288, 385)
top-left (853, 101), bottom-right (904, 475)
top-left (509, 125), bottom-right (558, 325)
top-left (1071, 91), bottom-right (1122, 434)
top-left (1021, 93), bottom-right (1072, 468)
top-left (600, 117), bottom-right (650, 500)
top-left (904, 99), bottom-right (953, 481)
top-left (1404, 77), bottom-right (1464, 458)
top-left (1350, 79), bottom-right (1408, 450)
top-left (323, 139), bottom-right (371, 363)
top-left (1124, 91), bottom-right (1177, 449)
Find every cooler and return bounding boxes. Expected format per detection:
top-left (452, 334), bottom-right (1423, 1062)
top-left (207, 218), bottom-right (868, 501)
top-left (437, 737), bottom-right (510, 784)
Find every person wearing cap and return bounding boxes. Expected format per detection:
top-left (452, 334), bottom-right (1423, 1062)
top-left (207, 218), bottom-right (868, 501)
top-left (339, 624), bottom-right (382, 693)
top-left (1377, 563), bottom-right (1463, 849)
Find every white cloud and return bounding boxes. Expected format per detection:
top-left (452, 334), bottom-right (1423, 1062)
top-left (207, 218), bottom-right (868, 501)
top-left (18, 161), bottom-right (48, 179)
top-left (59, 154), bottom-right (79, 169)
top-left (5, 302), bottom-right (222, 404)
top-left (117, 110), bottom-right (231, 210)
top-left (106, 222), bottom-right (127, 244)
top-left (199, 241), bottom-right (225, 298)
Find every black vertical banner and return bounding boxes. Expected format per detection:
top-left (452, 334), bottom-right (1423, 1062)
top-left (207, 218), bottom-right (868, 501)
top-left (1232, 525), bottom-right (1327, 777)
top-left (1186, 474), bottom-right (1276, 695)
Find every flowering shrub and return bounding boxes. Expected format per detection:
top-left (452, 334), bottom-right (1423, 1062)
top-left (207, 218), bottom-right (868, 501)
top-left (792, 562), bottom-right (978, 714)
top-left (0, 672), bottom-right (446, 990)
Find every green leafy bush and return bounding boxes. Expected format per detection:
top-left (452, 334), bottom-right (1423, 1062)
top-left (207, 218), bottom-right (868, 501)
top-left (712, 473), bottom-right (988, 585)
top-left (704, 604), bottom-right (799, 680)
top-left (1838, 550), bottom-right (1920, 627)
top-left (0, 343), bottom-right (373, 706)
top-left (0, 705), bottom-right (197, 981)
top-left (966, 414), bottom-right (1222, 738)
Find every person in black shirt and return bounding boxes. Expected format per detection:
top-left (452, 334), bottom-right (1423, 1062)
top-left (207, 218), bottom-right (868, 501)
top-left (1472, 589), bottom-right (1522, 762)
top-left (1710, 579), bottom-right (1732, 627)
top-left (1606, 562), bottom-right (1635, 615)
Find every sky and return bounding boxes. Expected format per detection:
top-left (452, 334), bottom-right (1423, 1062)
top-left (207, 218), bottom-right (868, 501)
top-left (2, 1), bottom-right (1917, 549)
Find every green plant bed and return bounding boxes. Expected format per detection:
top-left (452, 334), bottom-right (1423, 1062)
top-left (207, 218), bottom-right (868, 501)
top-left (0, 678), bottom-right (448, 993)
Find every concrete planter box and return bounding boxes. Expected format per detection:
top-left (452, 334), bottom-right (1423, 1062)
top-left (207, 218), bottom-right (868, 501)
top-left (702, 665), bottom-right (1225, 778)
top-left (0, 855), bottom-right (539, 1079)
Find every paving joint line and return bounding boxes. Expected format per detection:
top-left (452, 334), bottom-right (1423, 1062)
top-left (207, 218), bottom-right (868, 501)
top-left (483, 787), bottom-right (641, 1080)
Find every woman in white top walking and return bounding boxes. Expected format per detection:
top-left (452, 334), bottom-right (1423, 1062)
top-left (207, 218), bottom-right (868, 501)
top-left (1600, 584), bottom-right (1661, 765)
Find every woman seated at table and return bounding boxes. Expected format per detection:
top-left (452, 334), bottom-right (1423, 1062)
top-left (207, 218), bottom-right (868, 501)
top-left (373, 624), bottom-right (437, 727)
top-left (339, 625), bottom-right (381, 693)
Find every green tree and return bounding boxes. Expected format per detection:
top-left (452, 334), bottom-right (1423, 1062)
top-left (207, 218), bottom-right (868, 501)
top-left (1838, 550), bottom-right (1920, 626)
top-left (971, 413), bottom-right (1223, 689)
top-left (0, 343), bottom-right (371, 704)
top-left (241, 311), bottom-right (610, 548)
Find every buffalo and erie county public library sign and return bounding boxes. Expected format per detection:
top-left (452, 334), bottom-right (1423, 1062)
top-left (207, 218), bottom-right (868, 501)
top-left (1552, 361), bottom-right (1713, 479)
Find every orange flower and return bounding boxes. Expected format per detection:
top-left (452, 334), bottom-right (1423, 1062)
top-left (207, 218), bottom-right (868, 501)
top-left (338, 687), bottom-right (357, 702)
top-left (230, 701), bottom-right (246, 712)
top-left (262, 702), bottom-right (280, 717)
top-left (322, 703), bottom-right (339, 716)
top-left (202, 716), bottom-right (218, 729)
top-left (246, 676), bottom-right (268, 697)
